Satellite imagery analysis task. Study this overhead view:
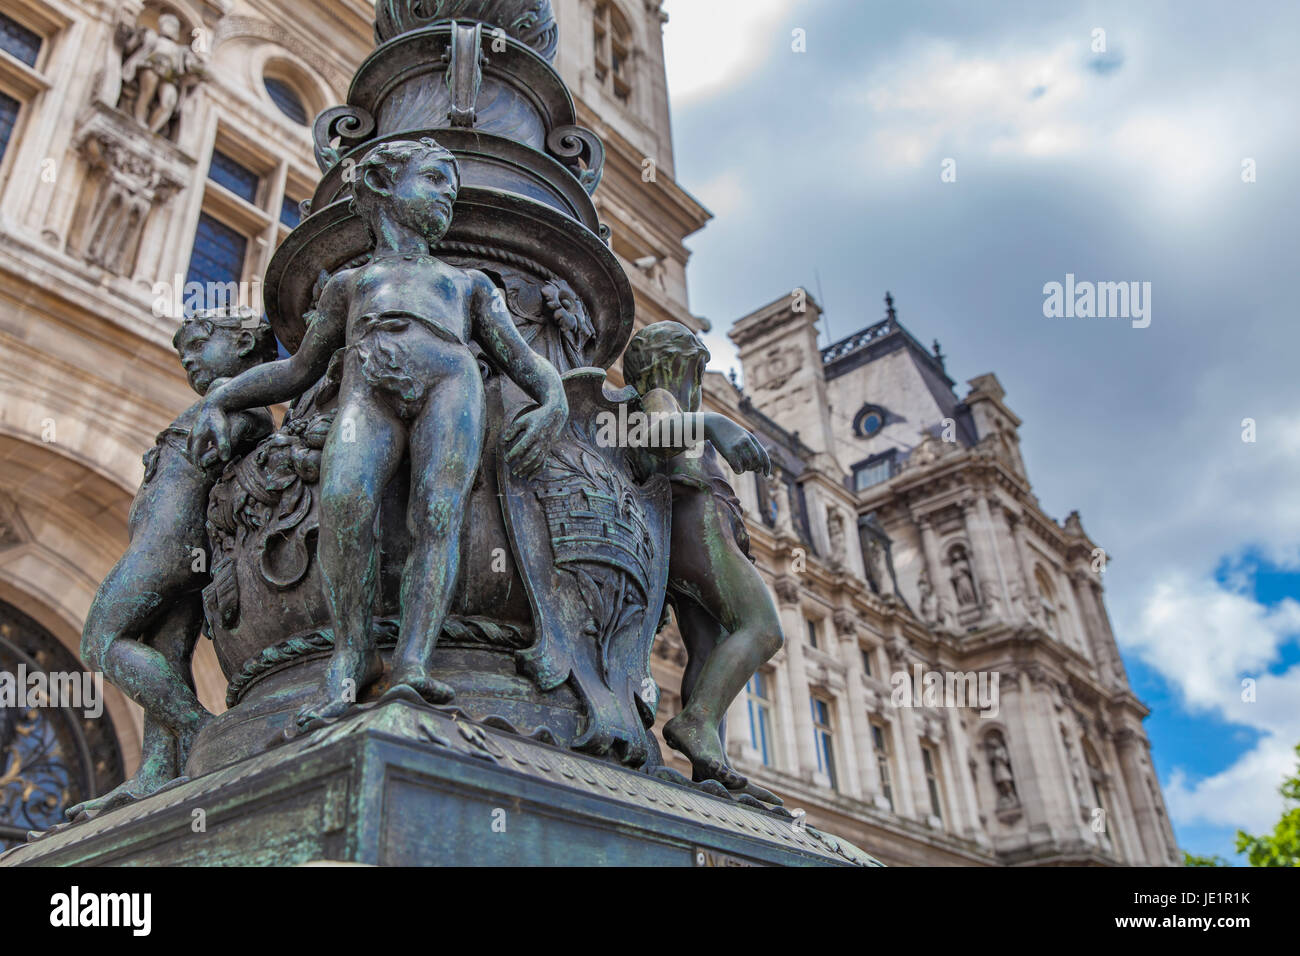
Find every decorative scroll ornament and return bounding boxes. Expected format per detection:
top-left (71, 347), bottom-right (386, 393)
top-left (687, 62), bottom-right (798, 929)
top-left (313, 106), bottom-right (378, 173)
top-left (547, 125), bottom-right (606, 195)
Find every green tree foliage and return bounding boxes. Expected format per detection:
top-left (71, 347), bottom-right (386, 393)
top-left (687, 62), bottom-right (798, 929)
top-left (1183, 851), bottom-right (1227, 867)
top-left (1234, 743), bottom-right (1300, 867)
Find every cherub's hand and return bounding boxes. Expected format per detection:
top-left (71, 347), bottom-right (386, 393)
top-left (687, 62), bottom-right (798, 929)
top-left (504, 401), bottom-right (567, 477)
top-left (188, 402), bottom-right (233, 469)
top-left (706, 416), bottom-right (772, 477)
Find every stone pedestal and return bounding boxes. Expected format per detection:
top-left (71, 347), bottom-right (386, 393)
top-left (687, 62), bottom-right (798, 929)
top-left (0, 701), bottom-right (880, 867)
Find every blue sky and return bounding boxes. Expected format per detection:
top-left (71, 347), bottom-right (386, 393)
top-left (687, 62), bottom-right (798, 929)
top-left (660, 0), bottom-right (1300, 863)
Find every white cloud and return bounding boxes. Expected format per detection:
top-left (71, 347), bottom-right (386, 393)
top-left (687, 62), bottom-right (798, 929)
top-left (662, 0), bottom-right (799, 105)
top-left (1127, 571), bottom-right (1300, 833)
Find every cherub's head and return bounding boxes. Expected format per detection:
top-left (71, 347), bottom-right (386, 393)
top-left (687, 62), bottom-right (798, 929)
top-left (622, 321), bottom-right (710, 412)
top-left (158, 13), bottom-right (181, 41)
top-left (173, 307), bottom-right (279, 395)
top-left (351, 138), bottom-right (460, 245)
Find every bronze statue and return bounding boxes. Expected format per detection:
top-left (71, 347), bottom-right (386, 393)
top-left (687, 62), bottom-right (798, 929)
top-left (189, 138), bottom-right (568, 731)
top-left (68, 309), bottom-right (276, 819)
top-left (622, 322), bottom-right (783, 790)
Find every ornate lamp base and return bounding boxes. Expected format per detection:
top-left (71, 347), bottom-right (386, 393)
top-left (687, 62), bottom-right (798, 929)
top-left (0, 701), bottom-right (879, 867)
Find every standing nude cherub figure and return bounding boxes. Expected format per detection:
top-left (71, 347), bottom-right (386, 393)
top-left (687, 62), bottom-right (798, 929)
top-left (622, 322), bottom-right (783, 791)
top-left (121, 13), bottom-right (204, 135)
top-left (68, 309), bottom-right (277, 819)
top-left (190, 138), bottom-right (568, 731)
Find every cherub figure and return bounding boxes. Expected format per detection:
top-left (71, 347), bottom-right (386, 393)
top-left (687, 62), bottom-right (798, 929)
top-left (68, 308), bottom-right (276, 819)
top-left (190, 138), bottom-right (568, 731)
top-left (622, 322), bottom-right (783, 791)
top-left (120, 13), bottom-right (205, 135)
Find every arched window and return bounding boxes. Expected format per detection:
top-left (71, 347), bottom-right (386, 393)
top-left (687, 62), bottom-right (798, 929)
top-left (0, 601), bottom-right (125, 849)
top-left (592, 1), bottom-right (634, 107)
top-left (1035, 567), bottom-right (1059, 636)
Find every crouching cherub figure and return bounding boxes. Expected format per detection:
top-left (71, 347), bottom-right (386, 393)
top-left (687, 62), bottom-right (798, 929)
top-left (68, 308), bottom-right (277, 819)
top-left (621, 321), bottom-right (784, 792)
top-left (189, 138), bottom-right (568, 732)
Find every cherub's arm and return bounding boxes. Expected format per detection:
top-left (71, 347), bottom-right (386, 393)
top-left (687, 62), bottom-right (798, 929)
top-left (120, 31), bottom-right (154, 81)
top-left (469, 271), bottom-right (568, 476)
top-left (638, 387), bottom-right (772, 477)
top-left (190, 280), bottom-right (346, 465)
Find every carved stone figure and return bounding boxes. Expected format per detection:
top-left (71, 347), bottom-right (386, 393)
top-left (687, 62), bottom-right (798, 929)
top-left (117, 13), bottom-right (206, 137)
top-left (621, 322), bottom-right (782, 795)
top-left (858, 513), bottom-right (901, 598)
top-left (917, 569), bottom-right (939, 625)
top-left (66, 308), bottom-right (276, 819)
top-left (77, 130), bottom-right (184, 275)
top-left (189, 138), bottom-right (569, 731)
top-left (827, 508), bottom-right (847, 565)
top-left (948, 544), bottom-right (977, 607)
top-left (986, 732), bottom-right (1019, 809)
top-left (766, 474), bottom-right (794, 534)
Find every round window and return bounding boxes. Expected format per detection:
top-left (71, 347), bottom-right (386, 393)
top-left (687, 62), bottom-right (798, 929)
top-left (264, 76), bottom-right (308, 126)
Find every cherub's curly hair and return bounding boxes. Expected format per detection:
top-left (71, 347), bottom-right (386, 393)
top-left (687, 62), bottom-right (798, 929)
top-left (350, 137), bottom-right (460, 229)
top-left (621, 321), bottom-right (710, 396)
top-left (174, 306), bottom-right (279, 363)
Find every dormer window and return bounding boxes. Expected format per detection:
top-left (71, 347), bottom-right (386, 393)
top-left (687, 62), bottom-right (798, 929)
top-left (593, 1), bottom-right (633, 107)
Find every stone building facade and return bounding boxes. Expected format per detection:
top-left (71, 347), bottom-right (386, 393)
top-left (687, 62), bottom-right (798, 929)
top-left (0, 0), bottom-right (1177, 865)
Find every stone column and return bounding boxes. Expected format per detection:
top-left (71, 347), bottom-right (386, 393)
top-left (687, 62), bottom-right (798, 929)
top-left (1006, 511), bottom-right (1038, 622)
top-left (1114, 729), bottom-right (1168, 864)
top-left (886, 638), bottom-right (927, 822)
top-left (946, 708), bottom-right (987, 844)
top-left (974, 495), bottom-right (1011, 618)
top-left (835, 608), bottom-right (881, 802)
top-left (917, 513), bottom-right (957, 622)
top-left (1000, 668), bottom-right (1064, 843)
top-left (773, 576), bottom-right (818, 777)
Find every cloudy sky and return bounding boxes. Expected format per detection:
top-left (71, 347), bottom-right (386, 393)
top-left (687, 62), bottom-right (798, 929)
top-left (660, 0), bottom-right (1300, 863)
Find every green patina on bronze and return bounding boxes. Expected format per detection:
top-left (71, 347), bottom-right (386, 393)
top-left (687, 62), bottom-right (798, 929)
top-left (4, 0), bottom-right (877, 867)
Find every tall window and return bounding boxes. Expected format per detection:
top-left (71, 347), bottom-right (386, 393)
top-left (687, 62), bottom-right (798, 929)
top-left (187, 132), bottom-right (318, 316)
top-left (1035, 567), bottom-right (1060, 637)
top-left (860, 645), bottom-right (874, 678)
top-left (872, 722), bottom-right (894, 810)
top-left (745, 672), bottom-right (774, 767)
top-left (186, 213), bottom-right (248, 305)
top-left (0, 90), bottom-right (17, 166)
top-left (921, 744), bottom-right (945, 823)
top-left (0, 13), bottom-right (42, 67)
top-left (811, 697), bottom-right (837, 789)
top-left (0, 11), bottom-right (46, 178)
top-left (805, 618), bottom-right (819, 650)
top-left (592, 1), bottom-right (633, 106)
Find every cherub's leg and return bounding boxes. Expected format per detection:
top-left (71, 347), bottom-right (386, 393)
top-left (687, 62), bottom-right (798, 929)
top-left (82, 566), bottom-right (210, 742)
top-left (149, 82), bottom-right (179, 133)
top-left (134, 69), bottom-right (160, 126)
top-left (385, 357), bottom-right (485, 705)
top-left (298, 395), bottom-right (405, 730)
top-left (663, 498), bottom-right (783, 789)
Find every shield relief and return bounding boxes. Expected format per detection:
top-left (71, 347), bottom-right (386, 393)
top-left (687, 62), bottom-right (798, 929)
top-left (498, 368), bottom-right (671, 767)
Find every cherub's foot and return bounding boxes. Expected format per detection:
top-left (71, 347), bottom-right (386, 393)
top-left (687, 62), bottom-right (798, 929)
top-left (64, 762), bottom-right (178, 821)
top-left (381, 672), bottom-right (455, 708)
top-left (663, 711), bottom-right (748, 791)
top-left (294, 650), bottom-right (382, 734)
